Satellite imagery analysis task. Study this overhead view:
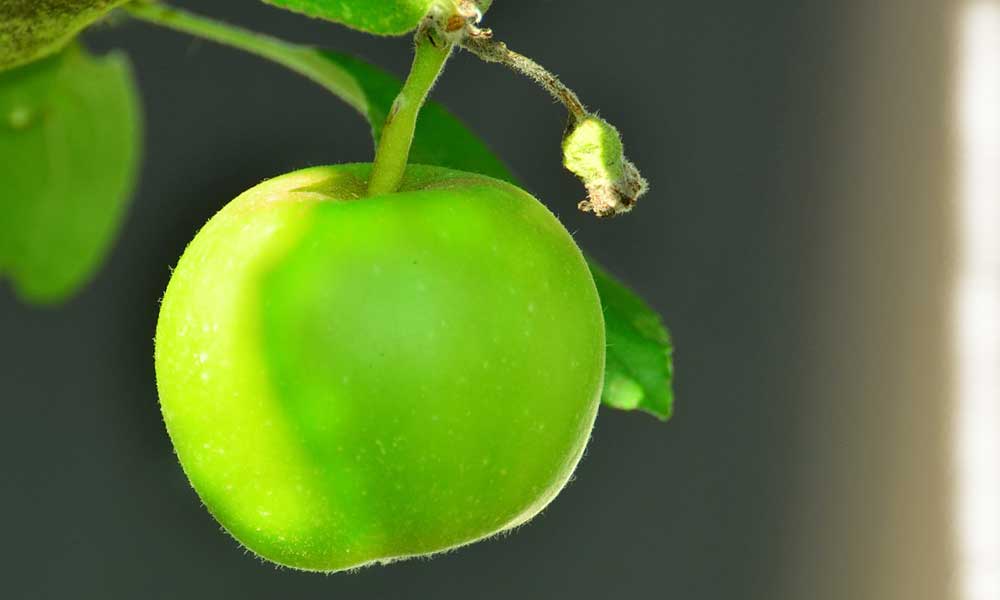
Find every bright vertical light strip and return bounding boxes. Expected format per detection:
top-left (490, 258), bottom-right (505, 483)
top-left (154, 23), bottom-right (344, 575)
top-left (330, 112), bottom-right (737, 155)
top-left (956, 3), bottom-right (1000, 600)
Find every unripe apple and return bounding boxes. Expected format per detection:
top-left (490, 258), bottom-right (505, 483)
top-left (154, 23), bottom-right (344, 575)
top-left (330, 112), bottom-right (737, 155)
top-left (154, 163), bottom-right (605, 571)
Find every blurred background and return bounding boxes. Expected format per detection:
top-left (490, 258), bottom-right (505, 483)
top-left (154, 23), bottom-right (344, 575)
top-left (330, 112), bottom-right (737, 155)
top-left (2, 0), bottom-right (996, 597)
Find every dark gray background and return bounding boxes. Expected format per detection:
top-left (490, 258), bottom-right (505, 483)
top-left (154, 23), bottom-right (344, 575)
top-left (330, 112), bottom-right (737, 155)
top-left (0, 1), bottom-right (957, 598)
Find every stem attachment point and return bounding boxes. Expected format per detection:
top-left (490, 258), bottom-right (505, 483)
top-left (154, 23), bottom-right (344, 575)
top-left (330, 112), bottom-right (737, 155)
top-left (365, 1), bottom-right (490, 196)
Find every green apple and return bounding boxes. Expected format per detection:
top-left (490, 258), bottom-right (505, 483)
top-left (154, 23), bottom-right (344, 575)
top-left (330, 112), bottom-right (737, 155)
top-left (154, 163), bottom-right (605, 571)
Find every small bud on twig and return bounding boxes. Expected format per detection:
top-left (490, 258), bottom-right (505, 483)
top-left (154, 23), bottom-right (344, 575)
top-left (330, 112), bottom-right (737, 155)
top-left (460, 31), bottom-right (648, 217)
top-left (563, 117), bottom-right (648, 217)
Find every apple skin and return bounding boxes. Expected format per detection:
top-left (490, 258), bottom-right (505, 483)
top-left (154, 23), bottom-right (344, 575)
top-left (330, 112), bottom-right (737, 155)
top-left (154, 163), bottom-right (605, 571)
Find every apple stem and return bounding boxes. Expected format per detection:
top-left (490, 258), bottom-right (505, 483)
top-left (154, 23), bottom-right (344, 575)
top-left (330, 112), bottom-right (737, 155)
top-left (366, 29), bottom-right (453, 196)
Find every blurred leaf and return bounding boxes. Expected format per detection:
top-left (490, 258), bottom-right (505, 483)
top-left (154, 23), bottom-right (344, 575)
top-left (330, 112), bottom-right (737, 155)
top-left (0, 44), bottom-right (141, 304)
top-left (587, 260), bottom-right (674, 420)
top-left (314, 51), bottom-right (673, 419)
top-left (0, 0), bottom-right (127, 71)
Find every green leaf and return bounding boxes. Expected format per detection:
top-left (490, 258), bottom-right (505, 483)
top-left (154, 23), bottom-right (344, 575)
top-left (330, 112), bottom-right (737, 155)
top-left (262, 0), bottom-right (492, 36)
top-left (0, 43), bottom-right (142, 304)
top-left (313, 53), bottom-right (673, 419)
top-left (0, 0), bottom-right (127, 71)
top-left (263, 0), bottom-right (437, 36)
top-left (587, 260), bottom-right (674, 420)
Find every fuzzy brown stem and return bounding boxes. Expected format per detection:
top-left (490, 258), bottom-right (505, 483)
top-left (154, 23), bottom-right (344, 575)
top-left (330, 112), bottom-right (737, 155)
top-left (461, 36), bottom-right (588, 123)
